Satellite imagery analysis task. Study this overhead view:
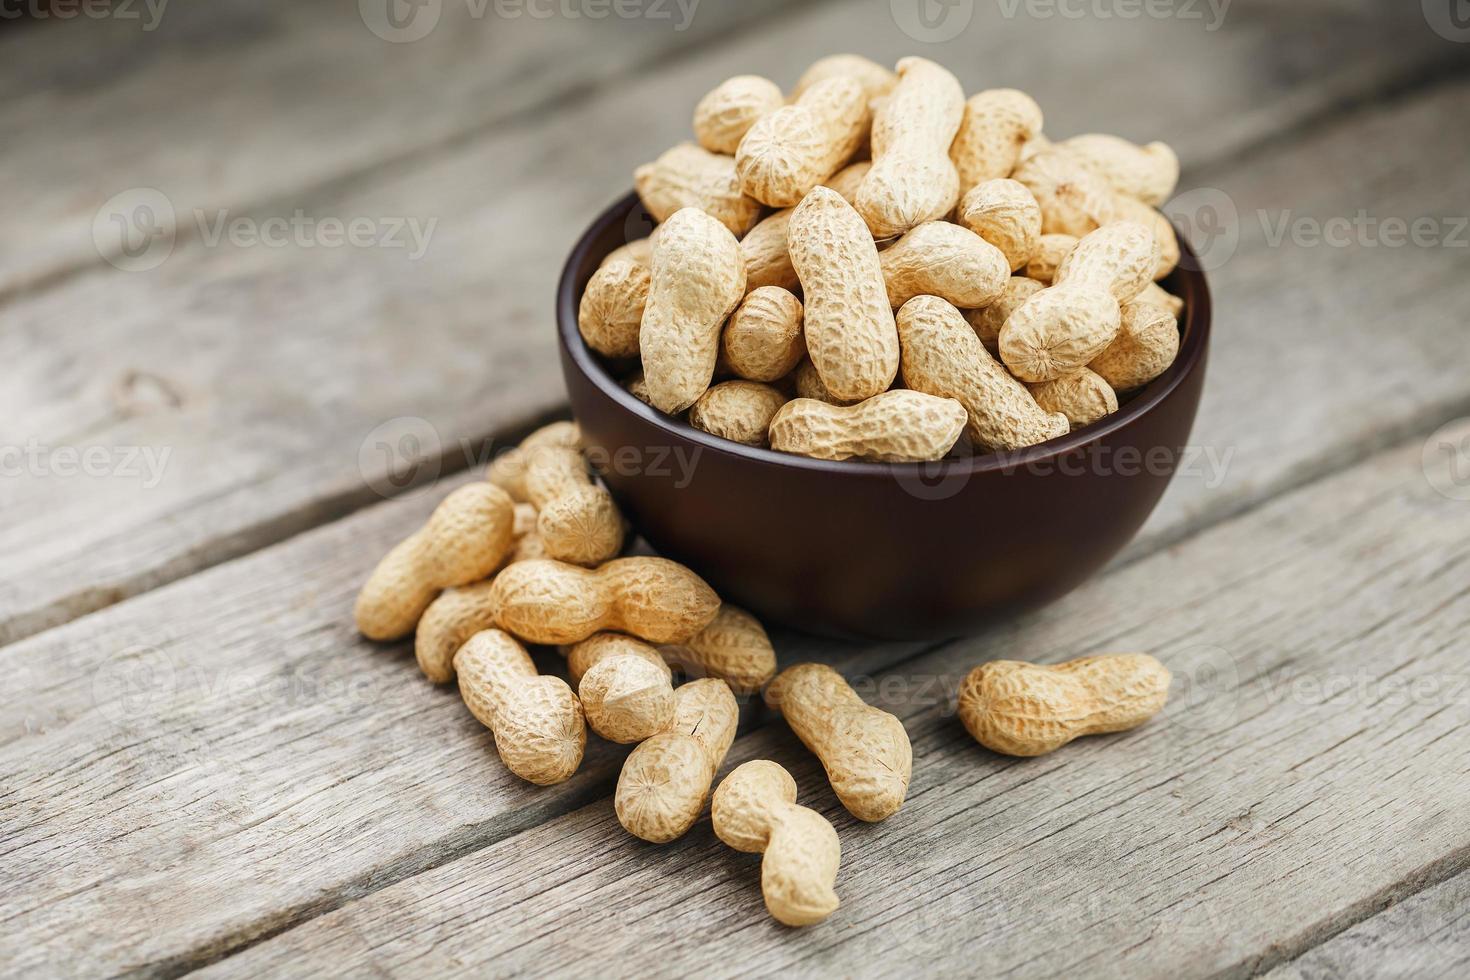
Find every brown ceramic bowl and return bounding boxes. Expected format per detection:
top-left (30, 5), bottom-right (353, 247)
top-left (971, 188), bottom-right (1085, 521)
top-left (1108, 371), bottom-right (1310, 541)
top-left (558, 192), bottom-right (1211, 641)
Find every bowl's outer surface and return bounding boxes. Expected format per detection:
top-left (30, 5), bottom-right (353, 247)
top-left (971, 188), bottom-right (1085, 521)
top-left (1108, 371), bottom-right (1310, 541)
top-left (558, 193), bottom-right (1211, 641)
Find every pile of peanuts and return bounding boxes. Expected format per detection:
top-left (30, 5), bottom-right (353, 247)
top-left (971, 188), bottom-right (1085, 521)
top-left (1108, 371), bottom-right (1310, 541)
top-left (579, 53), bottom-right (1186, 461)
top-left (354, 419), bottom-right (1173, 927)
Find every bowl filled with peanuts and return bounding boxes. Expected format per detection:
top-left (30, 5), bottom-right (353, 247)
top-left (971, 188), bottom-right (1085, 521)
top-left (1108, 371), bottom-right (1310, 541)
top-left (557, 53), bottom-right (1211, 641)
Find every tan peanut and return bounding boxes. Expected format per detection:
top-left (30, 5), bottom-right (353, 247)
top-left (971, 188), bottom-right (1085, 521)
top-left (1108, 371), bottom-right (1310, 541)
top-left (616, 678), bottom-right (738, 843)
top-left (1023, 233), bottom-right (1079, 284)
top-left (788, 186), bottom-right (899, 402)
top-left (1017, 131), bottom-right (1052, 168)
top-left (769, 390), bottom-right (967, 463)
top-left (878, 220), bottom-right (1009, 309)
top-left (790, 358), bottom-right (851, 405)
top-left (565, 633), bottom-right (675, 744)
top-left (950, 88), bottom-right (1044, 196)
top-left (738, 162), bottom-right (870, 293)
top-left (1013, 147), bottom-right (1118, 237)
top-left (1000, 220), bottom-right (1159, 382)
top-left (956, 654), bottom-right (1171, 756)
top-left (1111, 194), bottom-right (1180, 279)
top-left (689, 381), bottom-right (788, 447)
top-left (354, 483), bottom-right (516, 641)
top-left (966, 275), bottom-right (1043, 355)
top-left (956, 178), bottom-right (1043, 272)
top-left (1028, 368), bottom-right (1119, 430)
top-left (522, 445), bottom-right (624, 567)
top-left (854, 57), bottom-right (964, 239)
top-left (764, 663), bottom-right (911, 822)
top-left (1059, 133), bottom-right (1179, 206)
top-left (1089, 300), bottom-right (1180, 391)
top-left (722, 287), bottom-right (806, 382)
top-left (415, 580), bottom-right (498, 684)
top-left (634, 142), bottom-right (762, 237)
top-left (600, 236), bottom-right (652, 270)
top-left (736, 77), bottom-right (869, 207)
top-left (790, 53), bottom-right (897, 105)
top-left (897, 295), bottom-right (1069, 453)
top-left (712, 760), bottom-right (840, 927)
top-left (487, 421), bottom-right (581, 502)
top-left (489, 556), bottom-right (720, 646)
top-left (661, 604), bottom-right (778, 695)
top-left (454, 629), bottom-right (586, 784)
top-left (578, 258), bottom-right (650, 359)
top-left (625, 372), bottom-right (653, 405)
top-left (640, 206), bottom-right (747, 413)
top-left (694, 75), bottom-right (784, 155)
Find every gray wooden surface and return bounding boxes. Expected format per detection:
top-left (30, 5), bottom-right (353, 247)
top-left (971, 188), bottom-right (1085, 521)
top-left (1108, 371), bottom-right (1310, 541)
top-left (2, 0), bottom-right (1468, 976)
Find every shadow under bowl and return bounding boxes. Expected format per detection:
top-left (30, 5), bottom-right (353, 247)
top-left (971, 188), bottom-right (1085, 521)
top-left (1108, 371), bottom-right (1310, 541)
top-left (557, 191), bottom-right (1211, 642)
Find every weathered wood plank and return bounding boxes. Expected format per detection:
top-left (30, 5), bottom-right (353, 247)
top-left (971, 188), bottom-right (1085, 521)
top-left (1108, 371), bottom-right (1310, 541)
top-left (202, 418), bottom-right (1470, 979)
top-left (1265, 871), bottom-right (1470, 980)
top-left (0, 0), bottom-right (809, 297)
top-left (1, 53), bottom-right (1467, 980)
top-left (3, 0), bottom-right (1463, 646)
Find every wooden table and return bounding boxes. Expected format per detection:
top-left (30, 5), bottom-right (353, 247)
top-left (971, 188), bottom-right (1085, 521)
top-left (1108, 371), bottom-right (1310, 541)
top-left (3, 1), bottom-right (1468, 975)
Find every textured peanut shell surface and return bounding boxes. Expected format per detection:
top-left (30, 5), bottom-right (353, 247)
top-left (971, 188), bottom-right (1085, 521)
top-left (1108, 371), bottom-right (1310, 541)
top-left (956, 177), bottom-right (1043, 272)
top-left (640, 207), bottom-right (747, 414)
top-left (1054, 220), bottom-right (1159, 302)
top-left (600, 236), bottom-right (652, 270)
top-left (1089, 300), bottom-right (1181, 391)
top-left (956, 654), bottom-right (1171, 757)
top-left (486, 421), bottom-right (581, 503)
top-left (660, 604), bottom-right (778, 695)
top-left (764, 663), bottom-right (911, 822)
top-left (854, 57), bottom-right (964, 239)
top-left (693, 74), bottom-right (784, 155)
top-left (578, 258), bottom-right (650, 358)
top-left (577, 646), bottom-right (676, 744)
top-left (712, 760), bottom-right (841, 927)
top-left (1023, 233), bottom-right (1079, 284)
top-left (353, 482), bottom-right (516, 641)
top-left (1013, 147), bottom-right (1118, 237)
top-left (878, 220), bottom-right (1009, 309)
top-left (737, 162), bottom-right (871, 293)
top-left (966, 275), bottom-right (1043, 354)
top-left (615, 679), bottom-right (739, 843)
top-left (768, 390), bottom-right (967, 463)
top-left (1060, 133), bottom-right (1180, 206)
top-left (950, 88), bottom-right (1044, 195)
top-left (790, 53), bottom-right (897, 105)
top-left (453, 629), bottom-right (586, 785)
top-left (634, 142), bottom-right (762, 237)
top-left (722, 286), bottom-right (806, 382)
top-left (1111, 195), bottom-right (1180, 279)
top-left (787, 187), bottom-right (899, 403)
top-left (790, 358), bottom-right (851, 405)
top-left (896, 295), bottom-right (1068, 453)
top-left (415, 579), bottom-right (498, 684)
top-left (1028, 367), bottom-right (1119, 430)
top-left (489, 557), bottom-right (720, 646)
top-left (736, 76), bottom-right (869, 207)
top-left (522, 446), bottom-right (624, 567)
top-left (689, 381), bottom-right (788, 447)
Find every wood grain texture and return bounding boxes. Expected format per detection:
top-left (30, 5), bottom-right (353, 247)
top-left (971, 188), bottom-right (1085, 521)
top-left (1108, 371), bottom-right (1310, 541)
top-left (1266, 871), bottom-right (1470, 980)
top-left (2, 0), bottom-right (1463, 647)
top-left (202, 419), bottom-right (1470, 979)
top-left (0, 0), bottom-right (809, 297)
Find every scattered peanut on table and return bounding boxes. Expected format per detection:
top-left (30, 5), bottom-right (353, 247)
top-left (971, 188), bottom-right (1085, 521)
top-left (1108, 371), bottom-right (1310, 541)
top-left (350, 52), bottom-right (1191, 930)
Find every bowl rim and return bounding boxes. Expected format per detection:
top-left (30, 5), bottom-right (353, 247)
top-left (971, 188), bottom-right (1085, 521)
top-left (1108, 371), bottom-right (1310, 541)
top-left (557, 190), bottom-right (1212, 479)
